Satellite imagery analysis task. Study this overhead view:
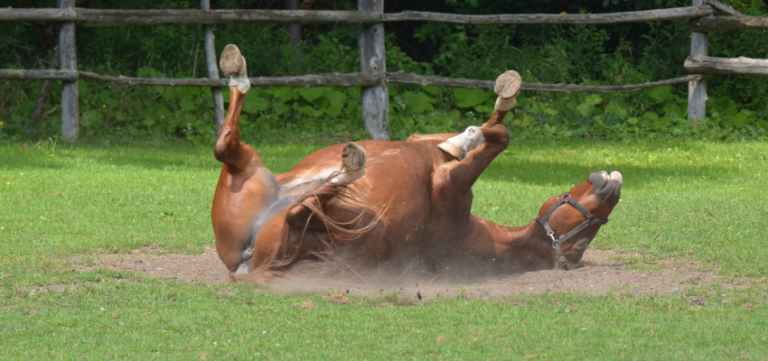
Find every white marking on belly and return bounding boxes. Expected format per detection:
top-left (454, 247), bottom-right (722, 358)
top-left (281, 167), bottom-right (338, 189)
top-left (237, 192), bottom-right (299, 272)
top-left (380, 148), bottom-right (401, 157)
top-left (331, 167), bottom-right (365, 185)
top-left (235, 263), bottom-right (250, 274)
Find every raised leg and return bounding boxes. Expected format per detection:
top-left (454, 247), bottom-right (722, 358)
top-left (434, 70), bottom-right (522, 161)
top-left (437, 70), bottom-right (522, 193)
top-left (482, 70), bottom-right (522, 128)
top-left (212, 45), bottom-right (282, 274)
top-left (286, 142), bottom-right (368, 232)
top-left (406, 72), bottom-right (520, 148)
top-left (214, 44), bottom-right (264, 173)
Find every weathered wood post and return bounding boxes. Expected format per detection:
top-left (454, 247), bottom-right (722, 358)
top-left (358, 0), bottom-right (390, 140)
top-left (201, 0), bottom-right (225, 135)
top-left (688, 0), bottom-right (708, 123)
top-left (59, 0), bottom-right (79, 141)
top-left (284, 0), bottom-right (301, 56)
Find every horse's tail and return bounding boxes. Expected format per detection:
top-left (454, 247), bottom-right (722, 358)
top-left (262, 169), bottom-right (386, 274)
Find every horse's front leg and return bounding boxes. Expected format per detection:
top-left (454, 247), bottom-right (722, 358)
top-left (437, 70), bottom-right (521, 193)
top-left (407, 71), bottom-right (519, 141)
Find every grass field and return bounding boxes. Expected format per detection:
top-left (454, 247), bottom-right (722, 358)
top-left (1, 137), bottom-right (767, 360)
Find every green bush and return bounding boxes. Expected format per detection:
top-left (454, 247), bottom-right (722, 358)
top-left (1, 0), bottom-right (766, 143)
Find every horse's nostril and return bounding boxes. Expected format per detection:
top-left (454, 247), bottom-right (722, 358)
top-left (609, 171), bottom-right (623, 184)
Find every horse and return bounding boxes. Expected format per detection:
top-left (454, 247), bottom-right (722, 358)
top-left (211, 44), bottom-right (622, 281)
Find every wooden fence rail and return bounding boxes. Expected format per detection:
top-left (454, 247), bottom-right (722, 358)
top-left (0, 6), bottom-right (714, 26)
top-left (1, 69), bottom-right (703, 93)
top-left (381, 7), bottom-right (714, 25)
top-left (0, 0), bottom-right (764, 140)
top-left (685, 56), bottom-right (768, 77)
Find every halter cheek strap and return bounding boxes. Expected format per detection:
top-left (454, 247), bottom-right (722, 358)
top-left (535, 192), bottom-right (609, 270)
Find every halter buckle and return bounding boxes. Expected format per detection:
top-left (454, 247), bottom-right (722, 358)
top-left (547, 232), bottom-right (557, 248)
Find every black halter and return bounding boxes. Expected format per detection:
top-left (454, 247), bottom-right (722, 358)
top-left (535, 192), bottom-right (609, 270)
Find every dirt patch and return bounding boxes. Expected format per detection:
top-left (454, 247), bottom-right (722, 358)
top-left (83, 246), bottom-right (744, 300)
top-left (82, 245), bottom-right (229, 284)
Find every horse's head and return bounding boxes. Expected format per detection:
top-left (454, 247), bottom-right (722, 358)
top-left (536, 171), bottom-right (622, 269)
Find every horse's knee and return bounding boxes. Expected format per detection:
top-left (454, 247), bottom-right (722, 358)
top-left (481, 124), bottom-right (509, 148)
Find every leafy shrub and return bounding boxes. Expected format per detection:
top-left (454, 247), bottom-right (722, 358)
top-left (1, 0), bottom-right (766, 143)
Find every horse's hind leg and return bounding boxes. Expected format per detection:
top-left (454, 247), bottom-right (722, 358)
top-left (214, 44), bottom-right (266, 173)
top-left (286, 142), bottom-right (368, 231)
top-left (212, 45), bottom-right (279, 274)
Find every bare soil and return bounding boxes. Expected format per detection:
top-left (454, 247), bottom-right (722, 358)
top-left (82, 245), bottom-right (743, 300)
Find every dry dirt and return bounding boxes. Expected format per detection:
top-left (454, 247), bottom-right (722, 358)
top-left (81, 245), bottom-right (741, 300)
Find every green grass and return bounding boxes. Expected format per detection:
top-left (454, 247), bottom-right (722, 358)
top-left (1, 137), bottom-right (767, 360)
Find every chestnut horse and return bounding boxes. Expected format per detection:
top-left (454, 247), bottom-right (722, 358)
top-left (211, 45), bottom-right (622, 281)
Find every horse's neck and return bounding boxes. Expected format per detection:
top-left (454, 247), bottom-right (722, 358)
top-left (490, 221), bottom-right (552, 259)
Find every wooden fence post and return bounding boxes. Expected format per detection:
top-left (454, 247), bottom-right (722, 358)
top-left (358, 0), bottom-right (390, 140)
top-left (201, 0), bottom-right (225, 135)
top-left (689, 0), bottom-right (708, 123)
top-left (285, 0), bottom-right (301, 57)
top-left (59, 0), bottom-right (79, 141)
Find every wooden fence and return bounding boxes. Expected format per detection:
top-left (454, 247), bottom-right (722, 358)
top-left (1, 0), bottom-right (767, 141)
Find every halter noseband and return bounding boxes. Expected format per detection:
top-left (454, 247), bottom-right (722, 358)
top-left (535, 192), bottom-right (609, 270)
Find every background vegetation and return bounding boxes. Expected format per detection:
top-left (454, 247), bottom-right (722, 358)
top-left (1, 0), bottom-right (767, 143)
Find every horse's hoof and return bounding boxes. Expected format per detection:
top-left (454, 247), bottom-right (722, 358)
top-left (342, 142), bottom-right (366, 171)
top-left (438, 126), bottom-right (484, 161)
top-left (220, 44), bottom-right (247, 77)
top-left (494, 70), bottom-right (522, 100)
top-left (437, 141), bottom-right (465, 160)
